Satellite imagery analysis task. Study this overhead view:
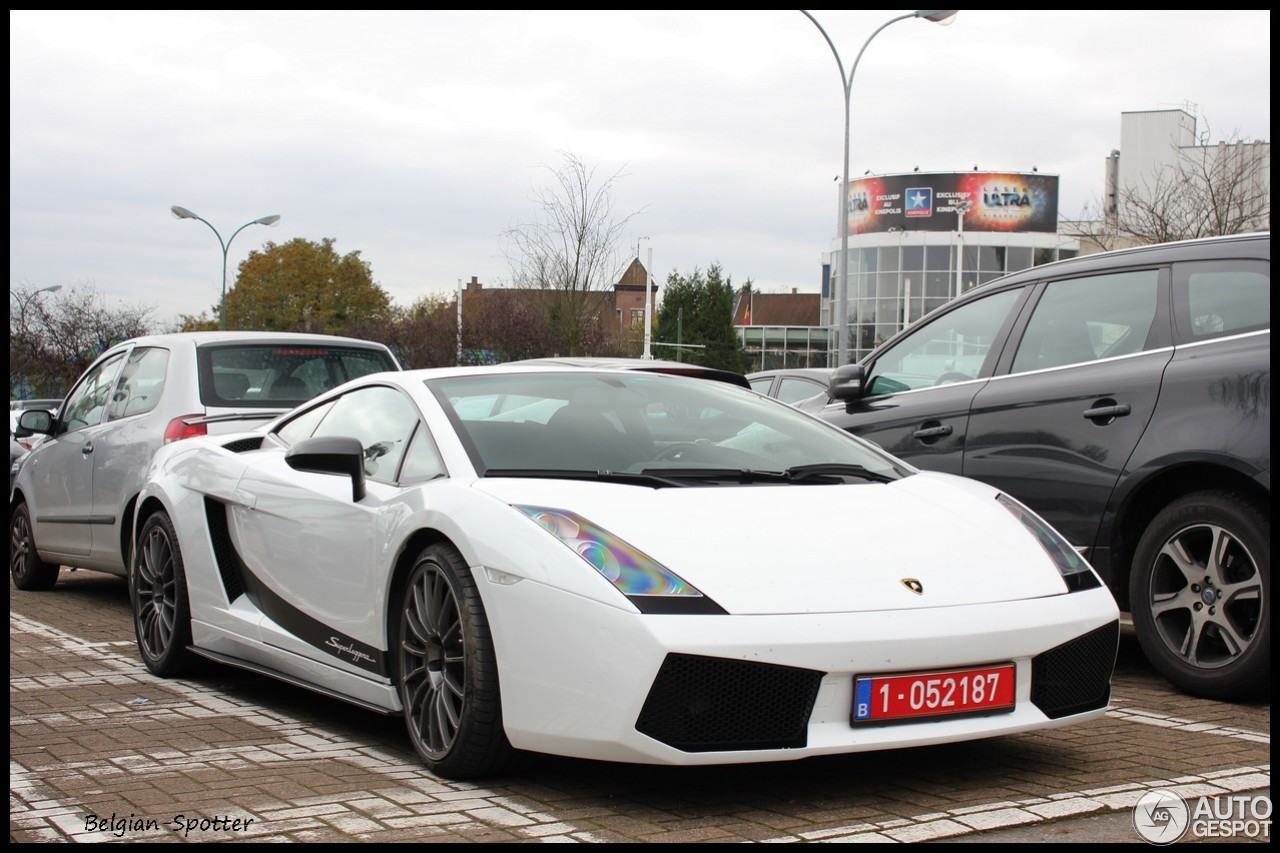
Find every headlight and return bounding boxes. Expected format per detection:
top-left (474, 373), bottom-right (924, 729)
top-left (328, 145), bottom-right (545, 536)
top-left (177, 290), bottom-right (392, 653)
top-left (996, 494), bottom-right (1101, 592)
top-left (516, 506), bottom-right (724, 614)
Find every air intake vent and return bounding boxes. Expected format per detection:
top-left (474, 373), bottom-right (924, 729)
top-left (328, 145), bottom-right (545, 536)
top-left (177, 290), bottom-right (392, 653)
top-left (203, 497), bottom-right (244, 603)
top-left (636, 654), bottom-right (823, 752)
top-left (222, 437), bottom-right (264, 454)
top-left (1031, 621), bottom-right (1119, 719)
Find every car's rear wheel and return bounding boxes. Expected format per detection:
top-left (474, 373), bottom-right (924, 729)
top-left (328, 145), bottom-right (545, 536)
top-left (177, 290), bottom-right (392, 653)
top-left (396, 543), bottom-right (512, 780)
top-left (1130, 491), bottom-right (1269, 700)
top-left (10, 501), bottom-right (59, 591)
top-left (132, 511), bottom-right (197, 678)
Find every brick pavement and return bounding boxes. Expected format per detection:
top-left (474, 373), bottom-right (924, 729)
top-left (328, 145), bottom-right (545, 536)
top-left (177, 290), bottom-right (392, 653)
top-left (9, 570), bottom-right (1271, 843)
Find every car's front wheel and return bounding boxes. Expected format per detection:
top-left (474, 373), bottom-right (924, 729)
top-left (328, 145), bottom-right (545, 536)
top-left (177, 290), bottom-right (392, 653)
top-left (132, 511), bottom-right (197, 678)
top-left (396, 543), bottom-right (512, 780)
top-left (1130, 490), bottom-right (1269, 700)
top-left (10, 501), bottom-right (59, 591)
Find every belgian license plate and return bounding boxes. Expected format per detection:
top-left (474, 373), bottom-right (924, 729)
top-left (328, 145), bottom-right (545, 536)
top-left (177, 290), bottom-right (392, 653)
top-left (852, 664), bottom-right (1016, 724)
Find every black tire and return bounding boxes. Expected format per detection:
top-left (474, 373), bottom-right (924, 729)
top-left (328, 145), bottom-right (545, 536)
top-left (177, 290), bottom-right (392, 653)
top-left (1130, 490), bottom-right (1269, 700)
top-left (132, 511), bottom-right (197, 678)
top-left (396, 542), bottom-right (512, 780)
top-left (10, 501), bottom-right (59, 591)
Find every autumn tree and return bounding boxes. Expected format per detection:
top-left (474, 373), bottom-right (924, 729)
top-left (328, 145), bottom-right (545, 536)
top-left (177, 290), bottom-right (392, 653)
top-left (9, 283), bottom-right (156, 399)
top-left (222, 237), bottom-right (392, 336)
top-left (1072, 126), bottom-right (1270, 250)
top-left (654, 264), bottom-right (747, 373)
top-left (503, 152), bottom-right (641, 356)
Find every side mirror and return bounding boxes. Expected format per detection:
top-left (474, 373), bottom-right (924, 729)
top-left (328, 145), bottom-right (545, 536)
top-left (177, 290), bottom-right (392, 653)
top-left (829, 364), bottom-right (866, 403)
top-left (285, 435), bottom-right (366, 502)
top-left (15, 409), bottom-right (54, 438)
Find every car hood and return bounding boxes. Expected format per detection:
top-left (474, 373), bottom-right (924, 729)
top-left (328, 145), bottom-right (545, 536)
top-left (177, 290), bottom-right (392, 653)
top-left (471, 471), bottom-right (1074, 615)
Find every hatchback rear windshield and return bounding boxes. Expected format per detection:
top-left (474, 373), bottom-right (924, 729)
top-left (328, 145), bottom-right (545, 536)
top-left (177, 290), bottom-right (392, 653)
top-left (198, 343), bottom-right (397, 408)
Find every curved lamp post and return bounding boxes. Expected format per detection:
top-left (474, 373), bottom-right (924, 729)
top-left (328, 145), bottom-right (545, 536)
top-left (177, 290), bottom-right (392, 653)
top-left (802, 9), bottom-right (958, 365)
top-left (170, 206), bottom-right (281, 330)
top-left (11, 284), bottom-right (63, 324)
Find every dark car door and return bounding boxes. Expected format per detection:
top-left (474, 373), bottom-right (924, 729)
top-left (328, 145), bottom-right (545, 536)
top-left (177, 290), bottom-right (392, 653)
top-left (822, 284), bottom-right (1030, 473)
top-left (964, 266), bottom-right (1173, 554)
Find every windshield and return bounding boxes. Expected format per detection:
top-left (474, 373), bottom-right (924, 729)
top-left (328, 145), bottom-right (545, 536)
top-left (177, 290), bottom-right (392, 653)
top-left (429, 371), bottom-right (907, 483)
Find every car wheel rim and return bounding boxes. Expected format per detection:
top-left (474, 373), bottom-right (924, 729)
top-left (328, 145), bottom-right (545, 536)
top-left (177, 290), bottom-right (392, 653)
top-left (1147, 522), bottom-right (1263, 670)
top-left (400, 563), bottom-right (465, 760)
top-left (135, 526), bottom-right (177, 660)
top-left (11, 511), bottom-right (33, 580)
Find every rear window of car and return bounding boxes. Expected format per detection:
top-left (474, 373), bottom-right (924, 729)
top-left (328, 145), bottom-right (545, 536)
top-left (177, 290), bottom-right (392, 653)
top-left (197, 343), bottom-right (397, 408)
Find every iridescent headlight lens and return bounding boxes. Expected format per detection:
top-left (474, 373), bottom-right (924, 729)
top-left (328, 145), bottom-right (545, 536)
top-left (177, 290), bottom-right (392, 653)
top-left (996, 493), bottom-right (1100, 591)
top-left (516, 506), bottom-right (701, 598)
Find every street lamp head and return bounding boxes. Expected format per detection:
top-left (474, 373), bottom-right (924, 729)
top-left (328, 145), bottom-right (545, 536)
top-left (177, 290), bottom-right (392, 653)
top-left (255, 214), bottom-right (282, 227)
top-left (170, 205), bottom-right (199, 220)
top-left (917, 10), bottom-right (959, 25)
top-left (41, 284), bottom-right (63, 295)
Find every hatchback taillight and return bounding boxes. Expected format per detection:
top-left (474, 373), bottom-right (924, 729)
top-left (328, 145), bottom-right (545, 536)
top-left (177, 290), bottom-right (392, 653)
top-left (164, 414), bottom-right (208, 444)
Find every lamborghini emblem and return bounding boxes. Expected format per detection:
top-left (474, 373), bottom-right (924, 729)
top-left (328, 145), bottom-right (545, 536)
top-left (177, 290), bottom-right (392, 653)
top-left (901, 578), bottom-right (923, 595)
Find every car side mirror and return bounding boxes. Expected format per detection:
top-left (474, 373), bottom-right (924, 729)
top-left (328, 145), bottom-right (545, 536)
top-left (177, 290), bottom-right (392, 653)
top-left (15, 409), bottom-right (54, 437)
top-left (829, 364), bottom-right (866, 403)
top-left (285, 435), bottom-right (367, 502)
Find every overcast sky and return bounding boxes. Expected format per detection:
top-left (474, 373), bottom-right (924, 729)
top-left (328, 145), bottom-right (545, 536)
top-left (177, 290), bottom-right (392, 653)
top-left (9, 10), bottom-right (1271, 327)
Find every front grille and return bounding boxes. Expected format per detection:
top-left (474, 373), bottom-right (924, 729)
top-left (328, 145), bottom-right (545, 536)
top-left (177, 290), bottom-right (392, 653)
top-left (635, 654), bottom-right (823, 752)
top-left (1031, 621), bottom-right (1119, 719)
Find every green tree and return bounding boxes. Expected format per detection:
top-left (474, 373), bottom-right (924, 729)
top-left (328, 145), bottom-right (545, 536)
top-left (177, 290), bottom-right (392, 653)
top-left (503, 152), bottom-right (640, 356)
top-left (655, 263), bottom-right (747, 373)
top-left (223, 237), bottom-right (392, 336)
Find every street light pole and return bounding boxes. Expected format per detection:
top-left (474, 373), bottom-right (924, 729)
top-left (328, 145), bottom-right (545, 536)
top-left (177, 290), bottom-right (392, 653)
top-left (954, 199), bottom-right (972, 298)
top-left (170, 206), bottom-right (281, 330)
top-left (801, 9), bottom-right (958, 366)
top-left (11, 284), bottom-right (63, 326)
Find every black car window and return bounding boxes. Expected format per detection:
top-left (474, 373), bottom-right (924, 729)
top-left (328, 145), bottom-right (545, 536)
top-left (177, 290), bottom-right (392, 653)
top-left (866, 287), bottom-right (1023, 395)
top-left (59, 351), bottom-right (127, 434)
top-left (776, 377), bottom-right (826, 404)
top-left (309, 385), bottom-right (421, 482)
top-left (1011, 270), bottom-right (1159, 374)
top-left (198, 344), bottom-right (397, 408)
top-left (106, 346), bottom-right (170, 420)
top-left (1175, 259), bottom-right (1269, 341)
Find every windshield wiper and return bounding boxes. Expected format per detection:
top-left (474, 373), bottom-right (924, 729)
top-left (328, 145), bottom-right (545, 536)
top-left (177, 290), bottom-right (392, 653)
top-left (638, 467), bottom-right (791, 484)
top-left (781, 463), bottom-right (897, 483)
top-left (482, 468), bottom-right (687, 488)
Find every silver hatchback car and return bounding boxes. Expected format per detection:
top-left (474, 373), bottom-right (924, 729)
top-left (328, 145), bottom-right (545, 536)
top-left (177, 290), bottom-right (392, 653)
top-left (10, 331), bottom-right (400, 590)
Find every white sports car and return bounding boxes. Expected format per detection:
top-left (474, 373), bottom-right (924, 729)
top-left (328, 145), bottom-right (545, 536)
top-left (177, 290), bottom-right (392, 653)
top-left (130, 365), bottom-right (1120, 779)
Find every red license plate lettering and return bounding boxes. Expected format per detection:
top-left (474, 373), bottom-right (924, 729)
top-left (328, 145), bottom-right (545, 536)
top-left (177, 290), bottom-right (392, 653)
top-left (853, 664), bottom-right (1015, 723)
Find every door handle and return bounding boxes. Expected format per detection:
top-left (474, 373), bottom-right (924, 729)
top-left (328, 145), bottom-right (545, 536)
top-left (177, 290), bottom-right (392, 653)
top-left (1082, 403), bottom-right (1131, 422)
top-left (81, 442), bottom-right (94, 455)
top-left (912, 424), bottom-right (953, 439)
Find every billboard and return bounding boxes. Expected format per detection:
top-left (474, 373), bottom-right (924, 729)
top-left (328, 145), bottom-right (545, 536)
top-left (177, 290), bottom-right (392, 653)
top-left (846, 172), bottom-right (1059, 235)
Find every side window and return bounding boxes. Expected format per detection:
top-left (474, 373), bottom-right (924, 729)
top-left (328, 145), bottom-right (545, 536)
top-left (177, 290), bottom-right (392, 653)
top-left (1175, 259), bottom-right (1269, 341)
top-left (776, 378), bottom-right (825, 405)
top-left (310, 386), bottom-right (421, 481)
top-left (59, 352), bottom-right (127, 435)
top-left (749, 377), bottom-right (774, 395)
top-left (1011, 270), bottom-right (1159, 374)
top-left (398, 423), bottom-right (446, 484)
top-left (107, 347), bottom-right (170, 420)
top-left (275, 399), bottom-right (337, 446)
top-left (867, 287), bottom-right (1023, 395)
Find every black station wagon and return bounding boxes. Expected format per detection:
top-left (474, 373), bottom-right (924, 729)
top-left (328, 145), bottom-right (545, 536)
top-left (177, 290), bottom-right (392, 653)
top-left (815, 233), bottom-right (1269, 700)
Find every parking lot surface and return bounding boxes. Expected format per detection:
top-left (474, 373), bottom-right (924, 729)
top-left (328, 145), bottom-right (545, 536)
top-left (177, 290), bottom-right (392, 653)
top-left (10, 570), bottom-right (1270, 843)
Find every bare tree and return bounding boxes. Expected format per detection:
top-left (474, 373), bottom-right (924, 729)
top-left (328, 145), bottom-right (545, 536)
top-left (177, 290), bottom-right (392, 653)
top-left (1070, 124), bottom-right (1270, 249)
top-left (9, 283), bottom-right (156, 399)
top-left (502, 152), bottom-right (642, 356)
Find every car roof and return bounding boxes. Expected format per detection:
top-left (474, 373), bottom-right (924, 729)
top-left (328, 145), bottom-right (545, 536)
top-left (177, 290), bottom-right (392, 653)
top-left (102, 330), bottom-right (398, 350)
top-left (507, 357), bottom-right (751, 389)
top-left (747, 368), bottom-right (834, 381)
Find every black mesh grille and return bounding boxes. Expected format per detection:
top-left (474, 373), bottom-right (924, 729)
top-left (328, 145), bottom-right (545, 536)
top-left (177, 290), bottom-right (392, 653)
top-left (636, 654), bottom-right (823, 752)
top-left (1031, 621), bottom-right (1119, 719)
top-left (222, 437), bottom-right (264, 454)
top-left (203, 498), bottom-right (244, 603)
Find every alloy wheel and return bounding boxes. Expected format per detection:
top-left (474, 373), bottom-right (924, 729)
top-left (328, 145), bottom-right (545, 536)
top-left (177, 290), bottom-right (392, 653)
top-left (400, 562), bottom-right (466, 759)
